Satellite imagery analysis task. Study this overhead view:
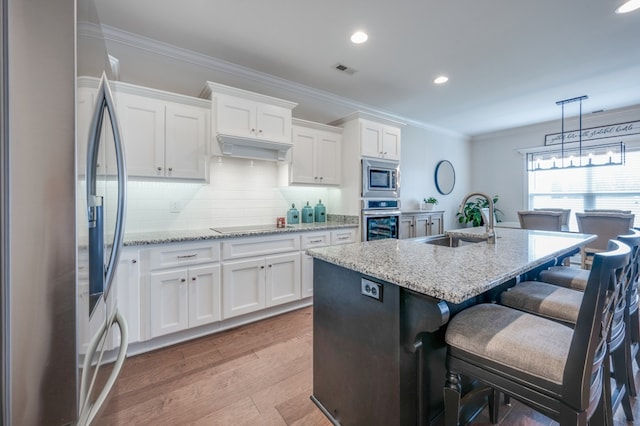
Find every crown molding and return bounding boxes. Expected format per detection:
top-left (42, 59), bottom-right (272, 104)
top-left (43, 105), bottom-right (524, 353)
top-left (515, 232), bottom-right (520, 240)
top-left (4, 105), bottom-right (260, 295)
top-left (99, 25), bottom-right (464, 138)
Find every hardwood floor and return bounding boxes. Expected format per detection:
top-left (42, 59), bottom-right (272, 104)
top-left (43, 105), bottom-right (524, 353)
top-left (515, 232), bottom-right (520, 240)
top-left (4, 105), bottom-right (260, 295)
top-left (97, 307), bottom-right (640, 425)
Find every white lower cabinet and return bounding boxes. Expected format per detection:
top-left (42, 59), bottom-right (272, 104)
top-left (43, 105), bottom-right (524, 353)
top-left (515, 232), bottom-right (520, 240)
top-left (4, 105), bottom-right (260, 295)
top-left (222, 252), bottom-right (300, 319)
top-left (149, 264), bottom-right (221, 338)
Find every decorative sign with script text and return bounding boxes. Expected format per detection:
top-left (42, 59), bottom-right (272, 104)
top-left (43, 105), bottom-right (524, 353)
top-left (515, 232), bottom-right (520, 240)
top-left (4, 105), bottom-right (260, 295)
top-left (544, 120), bottom-right (640, 146)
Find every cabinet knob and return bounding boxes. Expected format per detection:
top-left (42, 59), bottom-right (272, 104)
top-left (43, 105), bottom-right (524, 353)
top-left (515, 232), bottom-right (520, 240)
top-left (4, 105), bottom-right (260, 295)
top-left (268, 264), bottom-right (272, 268)
top-left (258, 129), bottom-right (263, 134)
top-left (168, 167), bottom-right (173, 172)
top-left (251, 128), bottom-right (256, 133)
top-left (319, 177), bottom-right (323, 180)
top-left (180, 278), bottom-right (186, 282)
top-left (260, 265), bottom-right (265, 269)
top-left (157, 167), bottom-right (162, 171)
top-left (192, 277), bottom-right (196, 281)
top-left (131, 259), bottom-right (137, 264)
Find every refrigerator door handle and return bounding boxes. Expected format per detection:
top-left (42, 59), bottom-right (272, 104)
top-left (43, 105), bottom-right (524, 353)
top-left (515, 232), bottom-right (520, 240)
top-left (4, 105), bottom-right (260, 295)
top-left (86, 72), bottom-right (127, 297)
top-left (78, 309), bottom-right (129, 425)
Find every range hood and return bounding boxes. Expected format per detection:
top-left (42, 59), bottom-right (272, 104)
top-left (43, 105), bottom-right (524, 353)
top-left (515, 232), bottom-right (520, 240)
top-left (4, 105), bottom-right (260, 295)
top-left (216, 133), bottom-right (292, 162)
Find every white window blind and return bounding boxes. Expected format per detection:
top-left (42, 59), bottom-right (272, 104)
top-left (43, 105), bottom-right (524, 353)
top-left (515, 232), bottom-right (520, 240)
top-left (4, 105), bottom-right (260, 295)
top-left (528, 146), bottom-right (640, 229)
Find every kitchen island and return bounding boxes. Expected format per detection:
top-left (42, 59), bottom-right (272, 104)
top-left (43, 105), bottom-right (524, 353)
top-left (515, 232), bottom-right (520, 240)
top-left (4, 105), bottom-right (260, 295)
top-left (307, 227), bottom-right (596, 425)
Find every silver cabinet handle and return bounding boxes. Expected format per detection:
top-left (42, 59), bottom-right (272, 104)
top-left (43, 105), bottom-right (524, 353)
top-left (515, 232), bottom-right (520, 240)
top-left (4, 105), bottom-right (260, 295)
top-left (309, 239), bottom-right (323, 243)
top-left (177, 254), bottom-right (197, 259)
top-left (338, 236), bottom-right (350, 240)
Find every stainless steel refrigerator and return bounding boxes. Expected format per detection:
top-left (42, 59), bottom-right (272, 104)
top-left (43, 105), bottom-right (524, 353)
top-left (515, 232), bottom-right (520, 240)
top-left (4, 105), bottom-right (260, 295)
top-left (1, 0), bottom-right (128, 424)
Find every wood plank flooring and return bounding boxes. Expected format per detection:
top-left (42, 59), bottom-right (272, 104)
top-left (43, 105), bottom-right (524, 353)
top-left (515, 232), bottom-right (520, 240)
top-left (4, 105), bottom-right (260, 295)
top-left (97, 307), bottom-right (640, 425)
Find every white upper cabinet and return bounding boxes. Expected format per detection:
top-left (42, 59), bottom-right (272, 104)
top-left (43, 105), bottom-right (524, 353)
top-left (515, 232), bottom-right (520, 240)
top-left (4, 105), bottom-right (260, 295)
top-left (360, 118), bottom-right (401, 161)
top-left (116, 91), bottom-right (208, 180)
top-left (201, 81), bottom-right (297, 161)
top-left (290, 119), bottom-right (342, 185)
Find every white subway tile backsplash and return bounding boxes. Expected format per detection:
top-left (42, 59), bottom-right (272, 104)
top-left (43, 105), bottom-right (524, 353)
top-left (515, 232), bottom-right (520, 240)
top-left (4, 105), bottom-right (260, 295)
top-left (99, 156), bottom-right (337, 232)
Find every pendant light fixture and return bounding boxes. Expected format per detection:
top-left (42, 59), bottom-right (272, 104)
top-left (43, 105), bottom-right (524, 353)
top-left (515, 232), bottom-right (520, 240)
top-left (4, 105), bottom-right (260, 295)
top-left (526, 96), bottom-right (626, 171)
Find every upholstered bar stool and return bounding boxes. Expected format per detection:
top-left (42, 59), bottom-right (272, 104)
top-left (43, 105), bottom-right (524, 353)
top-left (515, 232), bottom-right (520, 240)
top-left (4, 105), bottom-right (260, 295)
top-left (500, 233), bottom-right (640, 422)
top-left (517, 210), bottom-right (564, 231)
top-left (443, 241), bottom-right (630, 426)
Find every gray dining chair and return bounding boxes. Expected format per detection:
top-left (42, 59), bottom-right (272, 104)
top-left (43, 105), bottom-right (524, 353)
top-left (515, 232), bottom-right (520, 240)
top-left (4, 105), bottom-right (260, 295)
top-left (517, 210), bottom-right (564, 231)
top-left (577, 212), bottom-right (635, 269)
top-left (534, 208), bottom-right (571, 227)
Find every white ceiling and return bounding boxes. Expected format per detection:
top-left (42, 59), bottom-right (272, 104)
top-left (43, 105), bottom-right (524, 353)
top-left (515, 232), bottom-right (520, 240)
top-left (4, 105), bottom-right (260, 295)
top-left (94, 0), bottom-right (640, 136)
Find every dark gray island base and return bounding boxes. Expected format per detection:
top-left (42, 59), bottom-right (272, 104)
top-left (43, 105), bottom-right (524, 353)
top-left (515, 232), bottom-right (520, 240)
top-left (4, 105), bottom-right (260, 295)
top-left (308, 228), bottom-right (596, 425)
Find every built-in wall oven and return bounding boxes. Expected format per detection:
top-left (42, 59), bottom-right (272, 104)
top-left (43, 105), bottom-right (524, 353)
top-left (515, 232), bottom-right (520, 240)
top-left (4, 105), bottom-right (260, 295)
top-left (362, 158), bottom-right (400, 198)
top-left (362, 199), bottom-right (401, 241)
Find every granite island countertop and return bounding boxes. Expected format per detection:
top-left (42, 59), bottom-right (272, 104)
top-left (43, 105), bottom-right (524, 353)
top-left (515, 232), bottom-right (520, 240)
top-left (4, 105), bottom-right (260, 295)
top-left (123, 219), bottom-right (358, 246)
top-left (307, 227), bottom-right (596, 304)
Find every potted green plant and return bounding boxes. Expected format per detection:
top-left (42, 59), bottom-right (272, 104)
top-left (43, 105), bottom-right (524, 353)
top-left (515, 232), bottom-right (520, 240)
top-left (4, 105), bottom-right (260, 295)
top-left (457, 195), bottom-right (503, 226)
top-left (422, 197), bottom-right (438, 211)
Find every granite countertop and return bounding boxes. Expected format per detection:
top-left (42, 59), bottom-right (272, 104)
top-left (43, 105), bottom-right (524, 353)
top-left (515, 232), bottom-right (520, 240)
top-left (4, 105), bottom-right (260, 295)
top-left (307, 227), bottom-right (596, 304)
top-left (401, 209), bottom-right (445, 214)
top-left (123, 220), bottom-right (358, 246)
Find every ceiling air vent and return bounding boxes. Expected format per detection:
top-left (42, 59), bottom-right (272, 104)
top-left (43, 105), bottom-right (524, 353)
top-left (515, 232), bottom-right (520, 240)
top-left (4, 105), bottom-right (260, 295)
top-left (334, 63), bottom-right (357, 75)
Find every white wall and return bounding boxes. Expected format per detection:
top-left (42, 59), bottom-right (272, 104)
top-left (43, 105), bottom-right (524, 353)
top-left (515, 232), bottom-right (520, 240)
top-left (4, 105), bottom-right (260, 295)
top-left (400, 126), bottom-right (471, 230)
top-left (470, 104), bottom-right (640, 222)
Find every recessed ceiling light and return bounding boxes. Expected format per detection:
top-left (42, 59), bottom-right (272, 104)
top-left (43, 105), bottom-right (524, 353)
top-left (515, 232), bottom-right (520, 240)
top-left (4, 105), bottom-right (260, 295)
top-left (350, 31), bottom-right (368, 44)
top-left (616, 0), bottom-right (640, 13)
top-left (434, 76), bottom-right (449, 84)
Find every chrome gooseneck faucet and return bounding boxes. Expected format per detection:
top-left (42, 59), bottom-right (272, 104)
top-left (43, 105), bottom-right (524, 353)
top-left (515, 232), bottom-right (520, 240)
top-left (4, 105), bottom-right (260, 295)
top-left (459, 192), bottom-right (495, 244)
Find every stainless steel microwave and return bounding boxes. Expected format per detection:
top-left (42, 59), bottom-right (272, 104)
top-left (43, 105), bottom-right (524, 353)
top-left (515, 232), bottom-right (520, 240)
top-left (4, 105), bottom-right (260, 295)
top-left (362, 159), bottom-right (400, 198)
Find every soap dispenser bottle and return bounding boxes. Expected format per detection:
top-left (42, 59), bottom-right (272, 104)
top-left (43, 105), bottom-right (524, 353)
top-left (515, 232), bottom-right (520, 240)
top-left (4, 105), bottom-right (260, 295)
top-left (287, 203), bottom-right (299, 224)
top-left (301, 201), bottom-right (314, 223)
top-left (314, 199), bottom-right (326, 223)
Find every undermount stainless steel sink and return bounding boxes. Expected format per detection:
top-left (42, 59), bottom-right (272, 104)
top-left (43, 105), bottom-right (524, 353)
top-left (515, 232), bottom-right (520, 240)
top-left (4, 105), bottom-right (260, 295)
top-left (419, 235), bottom-right (487, 247)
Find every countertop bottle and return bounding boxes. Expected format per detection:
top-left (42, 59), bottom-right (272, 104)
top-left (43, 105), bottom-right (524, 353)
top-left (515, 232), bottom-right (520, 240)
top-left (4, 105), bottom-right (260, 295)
top-left (301, 201), bottom-right (314, 223)
top-left (287, 203), bottom-right (299, 224)
top-left (314, 199), bottom-right (326, 223)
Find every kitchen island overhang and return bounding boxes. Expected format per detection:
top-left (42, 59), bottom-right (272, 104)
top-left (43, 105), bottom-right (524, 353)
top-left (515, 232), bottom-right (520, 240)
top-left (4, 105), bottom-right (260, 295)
top-left (307, 227), bottom-right (596, 425)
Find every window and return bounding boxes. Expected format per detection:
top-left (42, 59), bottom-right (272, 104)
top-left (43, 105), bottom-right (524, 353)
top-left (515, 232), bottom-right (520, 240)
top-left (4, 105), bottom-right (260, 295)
top-left (528, 145), bottom-right (640, 229)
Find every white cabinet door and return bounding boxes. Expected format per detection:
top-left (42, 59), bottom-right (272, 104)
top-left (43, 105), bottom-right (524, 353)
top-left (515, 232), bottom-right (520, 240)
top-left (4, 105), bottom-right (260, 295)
top-left (188, 264), bottom-right (221, 328)
top-left (222, 257), bottom-right (266, 319)
top-left (117, 93), bottom-right (165, 177)
top-left (265, 252), bottom-right (301, 307)
top-left (214, 94), bottom-right (255, 138)
top-left (359, 119), bottom-right (401, 160)
top-left (256, 103), bottom-right (291, 143)
top-left (290, 125), bottom-right (316, 184)
top-left (301, 253), bottom-right (314, 298)
top-left (381, 126), bottom-right (401, 161)
top-left (414, 215), bottom-right (430, 238)
top-left (315, 131), bottom-right (341, 185)
top-left (165, 102), bottom-right (208, 179)
top-left (360, 119), bottom-right (383, 158)
top-left (114, 249), bottom-right (141, 344)
top-left (149, 269), bottom-right (189, 338)
top-left (399, 216), bottom-right (414, 239)
top-left (429, 213), bottom-right (444, 236)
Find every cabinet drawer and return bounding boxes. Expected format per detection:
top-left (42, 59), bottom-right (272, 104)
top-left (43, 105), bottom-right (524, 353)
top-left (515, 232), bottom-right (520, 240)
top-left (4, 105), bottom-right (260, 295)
top-left (222, 234), bottom-right (300, 260)
top-left (301, 232), bottom-right (331, 249)
top-left (331, 228), bottom-right (358, 245)
top-left (147, 242), bottom-right (221, 270)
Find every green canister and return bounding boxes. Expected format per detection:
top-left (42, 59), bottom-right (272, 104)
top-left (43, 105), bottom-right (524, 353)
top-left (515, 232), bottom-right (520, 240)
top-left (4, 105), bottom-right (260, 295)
top-left (287, 203), bottom-right (299, 224)
top-left (314, 199), bottom-right (326, 222)
top-left (301, 201), bottom-right (314, 223)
